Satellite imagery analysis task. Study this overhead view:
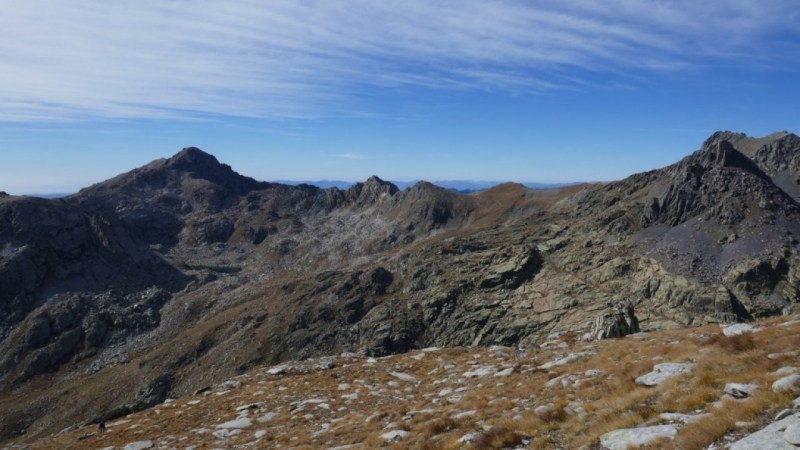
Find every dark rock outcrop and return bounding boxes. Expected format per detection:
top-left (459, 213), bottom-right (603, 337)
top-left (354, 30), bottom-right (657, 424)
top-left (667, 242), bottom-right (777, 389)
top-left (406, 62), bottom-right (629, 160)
top-left (590, 300), bottom-right (641, 340)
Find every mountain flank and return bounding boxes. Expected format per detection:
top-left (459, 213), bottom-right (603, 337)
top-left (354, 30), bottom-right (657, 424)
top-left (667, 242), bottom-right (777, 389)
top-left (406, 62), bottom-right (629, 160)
top-left (1, 132), bottom-right (800, 444)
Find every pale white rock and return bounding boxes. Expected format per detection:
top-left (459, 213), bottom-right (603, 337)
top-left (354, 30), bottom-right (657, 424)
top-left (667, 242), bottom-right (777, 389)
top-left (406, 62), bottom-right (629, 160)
top-left (407, 408), bottom-right (437, 416)
top-left (775, 367), bottom-right (799, 376)
top-left (775, 409), bottom-right (796, 420)
top-left (266, 366), bottom-right (287, 375)
top-left (217, 417), bottom-right (252, 429)
top-left (337, 383), bottom-right (350, 391)
top-left (99, 447), bottom-right (114, 450)
top-left (722, 323), bottom-right (755, 336)
top-left (257, 412), bottom-right (277, 423)
top-left (387, 380), bottom-right (400, 387)
top-left (213, 429), bottom-right (231, 439)
top-left (108, 419), bottom-right (132, 427)
top-left (534, 403), bottom-right (559, 418)
top-left (585, 369), bottom-right (601, 377)
top-left (729, 415), bottom-right (800, 449)
top-left (221, 380), bottom-right (242, 389)
top-left (422, 347), bottom-right (441, 352)
top-left (539, 353), bottom-right (587, 370)
top-left (659, 412), bottom-right (709, 423)
top-left (452, 410), bottom-right (477, 419)
top-left (341, 392), bottom-right (358, 400)
top-left (773, 374), bottom-right (800, 393)
top-left (464, 366), bottom-right (495, 378)
top-left (635, 363), bottom-right (694, 386)
top-left (599, 424), bottom-right (678, 450)
top-left (768, 352), bottom-right (794, 360)
top-left (784, 422), bottom-right (800, 445)
top-left (380, 430), bottom-right (410, 442)
top-left (411, 353), bottom-right (425, 361)
top-left (494, 367), bottom-right (515, 377)
top-left (236, 402), bottom-right (265, 411)
top-left (459, 431), bottom-right (480, 443)
top-left (123, 441), bottom-right (153, 450)
top-left (793, 396), bottom-right (800, 409)
top-left (438, 388), bottom-right (453, 397)
top-left (388, 371), bottom-right (418, 382)
top-left (544, 375), bottom-right (566, 388)
top-left (447, 394), bottom-right (464, 403)
top-left (725, 383), bottom-right (759, 398)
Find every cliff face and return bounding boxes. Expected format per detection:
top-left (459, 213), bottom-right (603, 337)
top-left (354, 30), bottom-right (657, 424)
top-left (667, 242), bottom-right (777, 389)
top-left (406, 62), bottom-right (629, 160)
top-left (2, 133), bottom-right (800, 442)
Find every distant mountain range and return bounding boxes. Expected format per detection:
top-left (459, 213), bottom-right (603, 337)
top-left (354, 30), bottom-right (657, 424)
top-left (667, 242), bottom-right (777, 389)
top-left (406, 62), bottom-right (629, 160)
top-left (21, 182), bottom-right (572, 198)
top-left (273, 179), bottom-right (575, 193)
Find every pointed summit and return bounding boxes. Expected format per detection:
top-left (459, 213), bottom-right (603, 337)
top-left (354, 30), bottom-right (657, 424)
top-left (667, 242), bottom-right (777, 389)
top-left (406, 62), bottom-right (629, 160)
top-left (74, 147), bottom-right (268, 209)
top-left (167, 147), bottom-right (219, 169)
top-left (693, 140), bottom-right (768, 177)
top-left (346, 176), bottom-right (399, 207)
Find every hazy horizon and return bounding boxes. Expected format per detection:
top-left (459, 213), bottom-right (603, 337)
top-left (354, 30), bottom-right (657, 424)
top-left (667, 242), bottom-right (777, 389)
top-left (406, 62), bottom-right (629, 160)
top-left (2, 1), bottom-right (799, 193)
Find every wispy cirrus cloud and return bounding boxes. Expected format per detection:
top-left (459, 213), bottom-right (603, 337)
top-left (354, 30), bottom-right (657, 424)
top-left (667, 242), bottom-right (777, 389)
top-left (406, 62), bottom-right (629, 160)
top-left (335, 153), bottom-right (365, 160)
top-left (0, 0), bottom-right (797, 122)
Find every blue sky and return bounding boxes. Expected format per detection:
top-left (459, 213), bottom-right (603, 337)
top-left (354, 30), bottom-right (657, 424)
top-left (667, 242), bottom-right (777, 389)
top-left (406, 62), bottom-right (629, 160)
top-left (1, 1), bottom-right (799, 194)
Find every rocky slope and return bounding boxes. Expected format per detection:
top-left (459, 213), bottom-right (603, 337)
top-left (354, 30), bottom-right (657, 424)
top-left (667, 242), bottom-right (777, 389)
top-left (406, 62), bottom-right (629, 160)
top-left (1, 132), bottom-right (800, 443)
top-left (16, 315), bottom-right (800, 449)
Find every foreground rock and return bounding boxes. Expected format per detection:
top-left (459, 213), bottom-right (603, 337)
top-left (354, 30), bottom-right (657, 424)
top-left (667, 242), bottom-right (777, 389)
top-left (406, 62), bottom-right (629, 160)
top-left (725, 383), bottom-right (759, 399)
top-left (599, 424), bottom-right (678, 449)
top-left (635, 363), bottom-right (695, 386)
top-left (729, 414), bottom-right (800, 449)
top-left (589, 300), bottom-right (640, 340)
top-left (774, 374), bottom-right (800, 394)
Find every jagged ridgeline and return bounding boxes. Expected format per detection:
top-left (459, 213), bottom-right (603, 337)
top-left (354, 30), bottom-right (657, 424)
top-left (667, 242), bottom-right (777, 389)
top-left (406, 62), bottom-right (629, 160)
top-left (1, 131), bottom-right (799, 442)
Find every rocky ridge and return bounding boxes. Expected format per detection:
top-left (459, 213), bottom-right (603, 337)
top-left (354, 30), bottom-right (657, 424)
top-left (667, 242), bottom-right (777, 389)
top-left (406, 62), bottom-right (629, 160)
top-left (1, 132), bottom-right (800, 443)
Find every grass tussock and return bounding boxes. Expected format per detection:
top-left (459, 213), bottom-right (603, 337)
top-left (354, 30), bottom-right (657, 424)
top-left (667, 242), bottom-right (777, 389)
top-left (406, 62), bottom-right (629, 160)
top-left (702, 332), bottom-right (757, 352)
top-left (473, 427), bottom-right (523, 450)
top-left (420, 418), bottom-right (459, 438)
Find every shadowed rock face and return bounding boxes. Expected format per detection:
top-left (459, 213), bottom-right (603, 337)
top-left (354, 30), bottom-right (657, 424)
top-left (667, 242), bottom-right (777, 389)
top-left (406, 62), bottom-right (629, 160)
top-left (2, 134), bottom-right (800, 443)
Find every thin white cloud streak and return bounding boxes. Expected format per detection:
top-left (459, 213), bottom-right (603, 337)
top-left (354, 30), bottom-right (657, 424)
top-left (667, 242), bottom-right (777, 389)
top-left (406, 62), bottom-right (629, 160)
top-left (335, 153), bottom-right (364, 160)
top-left (0, 0), bottom-right (797, 122)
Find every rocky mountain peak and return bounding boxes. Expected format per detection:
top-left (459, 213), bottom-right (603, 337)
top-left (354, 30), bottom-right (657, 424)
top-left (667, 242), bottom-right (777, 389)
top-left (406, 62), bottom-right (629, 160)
top-left (346, 176), bottom-right (399, 207)
top-left (363, 175), bottom-right (399, 194)
top-left (165, 147), bottom-right (222, 172)
top-left (701, 130), bottom-right (749, 149)
top-left (695, 139), bottom-right (767, 175)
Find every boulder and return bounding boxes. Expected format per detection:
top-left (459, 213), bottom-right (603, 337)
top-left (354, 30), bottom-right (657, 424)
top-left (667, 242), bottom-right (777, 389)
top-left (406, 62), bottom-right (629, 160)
top-left (729, 414), bottom-right (800, 449)
top-left (773, 374), bottom-right (800, 393)
top-left (591, 300), bottom-right (640, 340)
top-left (380, 430), bottom-right (409, 442)
top-left (599, 424), bottom-right (678, 449)
top-left (723, 323), bottom-right (755, 337)
top-left (123, 441), bottom-right (153, 450)
top-left (725, 383), bottom-right (759, 399)
top-left (785, 422), bottom-right (800, 445)
top-left (635, 363), bottom-right (694, 387)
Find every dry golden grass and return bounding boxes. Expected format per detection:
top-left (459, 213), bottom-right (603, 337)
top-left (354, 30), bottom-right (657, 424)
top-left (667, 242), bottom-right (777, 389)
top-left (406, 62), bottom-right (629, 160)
top-left (21, 316), bottom-right (800, 449)
top-left (472, 426), bottom-right (523, 449)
